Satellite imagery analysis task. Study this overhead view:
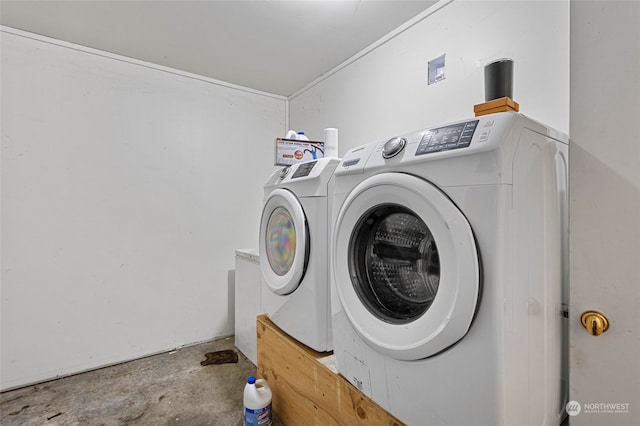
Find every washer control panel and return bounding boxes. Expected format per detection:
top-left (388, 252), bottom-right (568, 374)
top-left (291, 160), bottom-right (317, 178)
top-left (415, 120), bottom-right (479, 155)
top-left (279, 167), bottom-right (290, 179)
top-left (382, 137), bottom-right (407, 158)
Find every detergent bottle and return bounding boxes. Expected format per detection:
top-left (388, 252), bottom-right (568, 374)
top-left (296, 131), bottom-right (309, 141)
top-left (285, 130), bottom-right (298, 139)
top-left (243, 376), bottom-right (272, 425)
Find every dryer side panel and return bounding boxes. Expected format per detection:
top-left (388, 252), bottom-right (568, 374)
top-left (508, 128), bottom-right (565, 426)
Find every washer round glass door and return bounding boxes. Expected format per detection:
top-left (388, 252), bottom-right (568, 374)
top-left (349, 204), bottom-right (441, 324)
top-left (260, 188), bottom-right (309, 295)
top-left (333, 173), bottom-right (480, 360)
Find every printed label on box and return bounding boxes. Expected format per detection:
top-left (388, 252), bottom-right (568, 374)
top-left (274, 138), bottom-right (325, 166)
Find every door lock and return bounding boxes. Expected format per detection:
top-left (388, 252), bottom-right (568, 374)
top-left (580, 311), bottom-right (609, 336)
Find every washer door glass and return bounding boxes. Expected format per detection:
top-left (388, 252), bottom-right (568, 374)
top-left (350, 205), bottom-right (440, 324)
top-left (333, 173), bottom-right (480, 361)
top-left (260, 189), bottom-right (309, 295)
top-left (266, 206), bottom-right (298, 276)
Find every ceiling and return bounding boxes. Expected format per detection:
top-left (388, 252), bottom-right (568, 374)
top-left (1, 0), bottom-right (438, 96)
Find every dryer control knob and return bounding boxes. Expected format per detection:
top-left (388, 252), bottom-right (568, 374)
top-left (279, 166), bottom-right (290, 179)
top-left (382, 137), bottom-right (406, 158)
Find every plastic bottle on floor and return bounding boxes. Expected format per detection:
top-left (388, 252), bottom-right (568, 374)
top-left (243, 376), bottom-right (272, 426)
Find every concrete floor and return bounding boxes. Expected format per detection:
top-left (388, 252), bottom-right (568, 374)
top-left (0, 336), bottom-right (284, 426)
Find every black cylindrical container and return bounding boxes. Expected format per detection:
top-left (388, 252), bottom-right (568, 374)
top-left (484, 59), bottom-right (514, 101)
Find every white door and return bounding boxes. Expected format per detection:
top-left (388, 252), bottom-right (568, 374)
top-left (332, 173), bottom-right (480, 361)
top-left (569, 2), bottom-right (640, 425)
top-left (259, 188), bottom-right (309, 295)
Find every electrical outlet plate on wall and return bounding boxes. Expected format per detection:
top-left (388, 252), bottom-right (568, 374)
top-left (428, 54), bottom-right (446, 85)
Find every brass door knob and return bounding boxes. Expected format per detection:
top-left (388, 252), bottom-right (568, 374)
top-left (581, 311), bottom-right (609, 336)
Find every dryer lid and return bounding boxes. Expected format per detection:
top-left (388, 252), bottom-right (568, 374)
top-left (260, 188), bottom-right (309, 295)
top-left (333, 173), bottom-right (480, 360)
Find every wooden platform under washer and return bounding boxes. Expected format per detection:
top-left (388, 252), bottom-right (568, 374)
top-left (256, 314), bottom-right (404, 426)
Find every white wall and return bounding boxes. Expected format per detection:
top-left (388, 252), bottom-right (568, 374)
top-left (0, 0), bottom-right (574, 392)
top-left (289, 0), bottom-right (569, 150)
top-left (1, 28), bottom-right (285, 390)
top-left (569, 2), bottom-right (640, 425)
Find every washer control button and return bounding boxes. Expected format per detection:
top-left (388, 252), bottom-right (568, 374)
top-left (382, 137), bottom-right (406, 158)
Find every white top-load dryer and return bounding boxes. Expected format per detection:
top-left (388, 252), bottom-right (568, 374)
top-left (330, 112), bottom-right (568, 425)
top-left (260, 157), bottom-right (340, 352)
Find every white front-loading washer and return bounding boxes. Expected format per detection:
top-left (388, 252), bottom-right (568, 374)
top-left (330, 113), bottom-right (568, 425)
top-left (260, 157), bottom-right (340, 352)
